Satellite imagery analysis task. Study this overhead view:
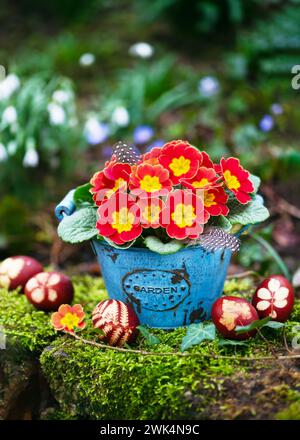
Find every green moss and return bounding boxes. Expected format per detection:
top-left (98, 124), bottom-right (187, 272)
top-left (1, 275), bottom-right (299, 419)
top-left (0, 276), bottom-right (108, 353)
top-left (276, 402), bottom-right (300, 420)
top-left (39, 276), bottom-right (300, 420)
top-left (40, 319), bottom-right (283, 420)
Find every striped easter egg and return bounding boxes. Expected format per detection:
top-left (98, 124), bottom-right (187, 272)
top-left (92, 299), bottom-right (140, 347)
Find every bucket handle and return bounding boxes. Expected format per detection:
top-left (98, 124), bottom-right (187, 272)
top-left (55, 189), bottom-right (76, 222)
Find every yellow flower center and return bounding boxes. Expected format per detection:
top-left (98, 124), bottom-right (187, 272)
top-left (169, 156), bottom-right (191, 176)
top-left (142, 205), bottom-right (161, 223)
top-left (106, 178), bottom-right (126, 198)
top-left (112, 207), bottom-right (135, 233)
top-left (192, 178), bottom-right (209, 188)
top-left (139, 175), bottom-right (162, 193)
top-left (204, 192), bottom-right (216, 207)
top-left (171, 203), bottom-right (196, 228)
top-left (60, 312), bottom-right (80, 330)
top-left (223, 170), bottom-right (240, 190)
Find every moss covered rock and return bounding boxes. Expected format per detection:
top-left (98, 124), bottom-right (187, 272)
top-left (1, 275), bottom-right (299, 420)
top-left (0, 275), bottom-right (107, 419)
top-left (40, 278), bottom-right (300, 420)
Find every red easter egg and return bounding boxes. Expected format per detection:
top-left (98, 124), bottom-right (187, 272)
top-left (212, 296), bottom-right (259, 340)
top-left (0, 256), bottom-right (43, 291)
top-left (252, 275), bottom-right (294, 322)
top-left (25, 272), bottom-right (74, 311)
top-left (92, 299), bottom-right (140, 347)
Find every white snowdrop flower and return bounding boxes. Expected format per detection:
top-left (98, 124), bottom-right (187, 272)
top-left (111, 106), bottom-right (130, 127)
top-left (198, 76), bottom-right (220, 98)
top-left (79, 53), bottom-right (95, 67)
top-left (129, 42), bottom-right (154, 59)
top-left (48, 102), bottom-right (66, 125)
top-left (52, 90), bottom-right (71, 104)
top-left (23, 149), bottom-right (39, 168)
top-left (0, 143), bottom-right (7, 162)
top-left (7, 141), bottom-right (17, 156)
top-left (2, 106), bottom-right (17, 124)
top-left (84, 117), bottom-right (109, 144)
top-left (0, 74), bottom-right (20, 101)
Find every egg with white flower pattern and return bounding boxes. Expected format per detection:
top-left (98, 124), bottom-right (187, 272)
top-left (25, 272), bottom-right (74, 311)
top-left (212, 296), bottom-right (259, 340)
top-left (252, 275), bottom-right (294, 322)
top-left (0, 256), bottom-right (43, 291)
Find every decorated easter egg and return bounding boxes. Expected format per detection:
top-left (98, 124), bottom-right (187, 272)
top-left (212, 296), bottom-right (259, 340)
top-left (0, 256), bottom-right (43, 291)
top-left (92, 299), bottom-right (140, 346)
top-left (252, 275), bottom-right (294, 322)
top-left (25, 272), bottom-right (74, 311)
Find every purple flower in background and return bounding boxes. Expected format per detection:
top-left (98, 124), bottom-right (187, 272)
top-left (146, 139), bottom-right (165, 152)
top-left (270, 103), bottom-right (283, 115)
top-left (84, 118), bottom-right (110, 145)
top-left (133, 125), bottom-right (154, 144)
top-left (102, 145), bottom-right (113, 159)
top-left (259, 114), bottom-right (274, 132)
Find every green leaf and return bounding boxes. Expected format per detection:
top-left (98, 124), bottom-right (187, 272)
top-left (209, 215), bottom-right (232, 231)
top-left (262, 321), bottom-right (285, 329)
top-left (137, 325), bottom-right (160, 345)
top-left (144, 236), bottom-right (183, 255)
top-left (103, 237), bottom-right (136, 249)
top-left (227, 194), bottom-right (270, 226)
top-left (181, 323), bottom-right (216, 352)
top-left (57, 207), bottom-right (98, 244)
top-left (236, 316), bottom-right (272, 334)
top-left (249, 174), bottom-right (261, 194)
top-left (73, 183), bottom-right (93, 208)
top-left (251, 233), bottom-right (290, 279)
top-left (218, 339), bottom-right (248, 347)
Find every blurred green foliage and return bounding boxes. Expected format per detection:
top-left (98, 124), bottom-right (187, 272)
top-left (0, 0), bottom-right (299, 272)
top-left (0, 74), bottom-right (82, 204)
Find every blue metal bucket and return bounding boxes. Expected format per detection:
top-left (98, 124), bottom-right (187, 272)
top-left (55, 190), bottom-right (235, 329)
top-left (91, 240), bottom-right (232, 329)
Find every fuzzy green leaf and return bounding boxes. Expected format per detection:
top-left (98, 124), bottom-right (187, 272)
top-left (103, 237), bottom-right (136, 249)
top-left (227, 194), bottom-right (270, 226)
top-left (144, 236), bottom-right (183, 255)
top-left (58, 207), bottom-right (98, 244)
top-left (74, 183), bottom-right (93, 208)
top-left (249, 174), bottom-right (261, 194)
top-left (137, 325), bottom-right (160, 345)
top-left (181, 323), bottom-right (216, 352)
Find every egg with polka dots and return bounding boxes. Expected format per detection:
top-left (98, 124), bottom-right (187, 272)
top-left (25, 272), bottom-right (74, 311)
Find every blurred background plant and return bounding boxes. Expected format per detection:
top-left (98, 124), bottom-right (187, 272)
top-left (0, 74), bottom-right (82, 204)
top-left (0, 0), bottom-right (299, 279)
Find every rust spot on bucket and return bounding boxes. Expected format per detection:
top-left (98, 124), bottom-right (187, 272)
top-left (189, 302), bottom-right (206, 323)
top-left (171, 263), bottom-right (190, 286)
top-left (105, 248), bottom-right (119, 263)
